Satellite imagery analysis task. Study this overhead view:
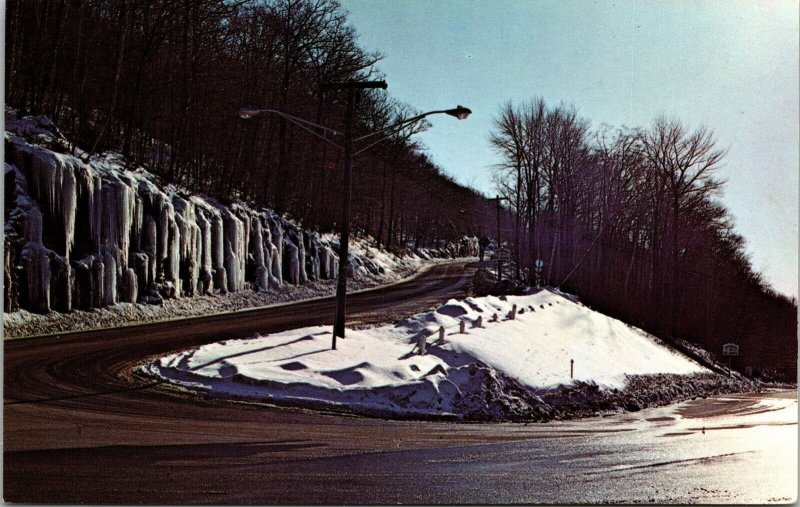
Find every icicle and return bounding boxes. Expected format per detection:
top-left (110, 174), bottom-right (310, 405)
top-left (142, 214), bottom-right (157, 285)
top-left (194, 205), bottom-right (213, 294)
top-left (259, 214), bottom-right (281, 288)
top-left (167, 219), bottom-right (181, 295)
top-left (121, 268), bottom-right (138, 303)
top-left (118, 173), bottom-right (137, 268)
top-left (133, 253), bottom-right (150, 300)
top-left (270, 244), bottom-right (282, 286)
top-left (92, 176), bottom-right (103, 250)
top-left (250, 217), bottom-right (265, 268)
top-left (22, 204), bottom-right (44, 244)
top-left (21, 244), bottom-right (50, 313)
top-left (249, 218), bottom-right (268, 291)
top-left (217, 206), bottom-right (245, 292)
top-left (130, 191), bottom-right (144, 253)
top-left (224, 239), bottom-right (241, 292)
top-left (283, 239), bottom-right (299, 286)
top-left (295, 230), bottom-right (307, 283)
top-left (100, 174), bottom-right (134, 269)
top-left (157, 195), bottom-right (172, 264)
top-left (210, 211), bottom-right (224, 271)
top-left (61, 161), bottom-right (76, 260)
top-left (173, 194), bottom-right (199, 295)
top-left (91, 256), bottom-right (104, 307)
top-left (234, 206), bottom-right (252, 267)
top-left (29, 152), bottom-right (59, 219)
top-left (102, 249), bottom-right (117, 306)
top-left (330, 251), bottom-right (339, 282)
top-left (268, 215), bottom-right (283, 266)
top-left (192, 226), bottom-right (203, 295)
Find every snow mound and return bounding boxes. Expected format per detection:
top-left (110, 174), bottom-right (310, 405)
top-left (148, 290), bottom-right (711, 418)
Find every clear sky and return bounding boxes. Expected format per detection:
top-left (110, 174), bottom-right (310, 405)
top-left (341, 0), bottom-right (799, 299)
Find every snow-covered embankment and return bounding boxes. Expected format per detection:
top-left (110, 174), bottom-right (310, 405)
top-left (147, 289), bottom-right (754, 421)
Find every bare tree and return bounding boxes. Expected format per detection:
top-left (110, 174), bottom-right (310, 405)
top-left (640, 117), bottom-right (726, 337)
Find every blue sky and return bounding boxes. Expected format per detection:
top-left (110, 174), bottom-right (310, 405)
top-left (341, 0), bottom-right (799, 298)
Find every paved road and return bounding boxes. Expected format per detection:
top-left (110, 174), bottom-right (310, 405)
top-left (4, 262), bottom-right (797, 503)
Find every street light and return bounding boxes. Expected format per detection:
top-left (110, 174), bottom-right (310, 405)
top-left (445, 105), bottom-right (472, 120)
top-left (240, 85), bottom-right (471, 349)
top-left (238, 106), bottom-right (342, 147)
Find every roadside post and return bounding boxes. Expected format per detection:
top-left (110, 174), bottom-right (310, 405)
top-left (534, 259), bottom-right (544, 287)
top-left (438, 326), bottom-right (445, 345)
top-left (496, 247), bottom-right (511, 281)
top-left (459, 320), bottom-right (466, 334)
top-left (570, 359), bottom-right (574, 379)
top-left (418, 333), bottom-right (427, 355)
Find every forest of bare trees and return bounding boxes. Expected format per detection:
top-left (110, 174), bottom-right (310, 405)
top-left (490, 99), bottom-right (796, 380)
top-left (5, 0), bottom-right (497, 248)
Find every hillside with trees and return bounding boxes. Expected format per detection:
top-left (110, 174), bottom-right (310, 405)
top-left (5, 0), bottom-right (497, 246)
top-left (489, 99), bottom-right (796, 381)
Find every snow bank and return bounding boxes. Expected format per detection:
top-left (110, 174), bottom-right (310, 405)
top-left (147, 290), bottom-right (711, 419)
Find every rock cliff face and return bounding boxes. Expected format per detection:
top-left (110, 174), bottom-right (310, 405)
top-left (3, 117), bottom-right (341, 314)
top-left (4, 115), bottom-right (479, 314)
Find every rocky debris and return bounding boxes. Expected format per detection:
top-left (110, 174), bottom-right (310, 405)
top-left (456, 372), bottom-right (757, 422)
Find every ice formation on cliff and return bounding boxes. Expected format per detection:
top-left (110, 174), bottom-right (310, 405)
top-left (4, 114), bottom-right (480, 314)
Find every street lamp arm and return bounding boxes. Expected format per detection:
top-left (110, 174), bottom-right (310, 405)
top-left (352, 106), bottom-right (472, 156)
top-left (353, 106), bottom-right (471, 143)
top-left (353, 110), bottom-right (441, 143)
top-left (239, 107), bottom-right (343, 149)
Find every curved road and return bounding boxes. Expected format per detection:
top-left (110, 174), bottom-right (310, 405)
top-left (4, 262), bottom-right (796, 503)
top-left (4, 262), bottom-right (511, 503)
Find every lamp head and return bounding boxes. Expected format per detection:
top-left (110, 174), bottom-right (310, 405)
top-left (445, 105), bottom-right (472, 120)
top-left (239, 106), bottom-right (263, 120)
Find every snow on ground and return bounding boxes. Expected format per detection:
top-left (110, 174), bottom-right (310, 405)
top-left (147, 289), bottom-right (710, 418)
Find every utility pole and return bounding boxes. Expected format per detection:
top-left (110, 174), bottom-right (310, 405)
top-left (241, 88), bottom-right (470, 351)
top-left (488, 196), bottom-right (507, 281)
top-left (323, 80), bottom-right (388, 348)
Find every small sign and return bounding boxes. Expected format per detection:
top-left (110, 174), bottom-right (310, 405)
top-left (496, 248), bottom-right (511, 262)
top-left (722, 343), bottom-right (739, 356)
top-left (534, 259), bottom-right (544, 272)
